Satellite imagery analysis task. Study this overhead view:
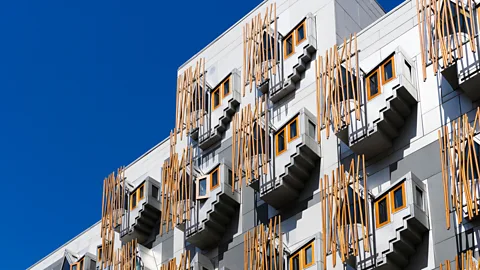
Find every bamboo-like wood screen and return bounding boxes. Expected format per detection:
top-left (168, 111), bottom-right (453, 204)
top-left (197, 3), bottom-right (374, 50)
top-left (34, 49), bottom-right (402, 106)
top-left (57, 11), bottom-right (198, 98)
top-left (232, 96), bottom-right (269, 191)
top-left (319, 156), bottom-right (370, 269)
top-left (101, 167), bottom-right (126, 268)
top-left (315, 34), bottom-right (361, 141)
top-left (438, 108), bottom-right (480, 229)
top-left (242, 3), bottom-right (277, 96)
top-left (112, 239), bottom-right (137, 270)
top-left (175, 58), bottom-right (207, 143)
top-left (439, 250), bottom-right (478, 270)
top-left (160, 132), bottom-right (194, 236)
top-left (243, 216), bottom-right (283, 270)
top-left (159, 251), bottom-right (191, 270)
top-left (415, 0), bottom-right (477, 81)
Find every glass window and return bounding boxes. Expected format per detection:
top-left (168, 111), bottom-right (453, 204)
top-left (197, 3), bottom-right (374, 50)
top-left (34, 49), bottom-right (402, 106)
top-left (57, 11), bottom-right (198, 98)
top-left (199, 178), bottom-right (207, 197)
top-left (304, 244), bottom-right (313, 266)
top-left (308, 120), bottom-right (316, 139)
top-left (377, 196), bottom-right (389, 227)
top-left (288, 118), bottom-right (298, 141)
top-left (382, 58), bottom-right (395, 84)
top-left (211, 168), bottom-right (219, 189)
top-left (139, 185), bottom-right (144, 200)
top-left (291, 254), bottom-right (300, 270)
top-left (212, 89), bottom-right (220, 109)
top-left (78, 260), bottom-right (83, 270)
top-left (227, 169), bottom-right (233, 187)
top-left (416, 187), bottom-right (423, 209)
top-left (223, 79), bottom-right (230, 96)
top-left (131, 191), bottom-right (137, 210)
top-left (276, 129), bottom-right (286, 155)
top-left (367, 71), bottom-right (380, 100)
top-left (284, 34), bottom-right (294, 58)
top-left (152, 185), bottom-right (159, 200)
top-left (393, 186), bottom-right (404, 209)
top-left (71, 265), bottom-right (77, 270)
top-left (296, 23), bottom-right (305, 44)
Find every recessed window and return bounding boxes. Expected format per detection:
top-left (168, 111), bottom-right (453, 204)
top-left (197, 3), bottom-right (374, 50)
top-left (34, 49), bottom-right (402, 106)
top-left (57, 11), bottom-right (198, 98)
top-left (391, 183), bottom-right (406, 213)
top-left (296, 21), bottom-right (306, 45)
top-left (130, 183), bottom-right (146, 210)
top-left (288, 118), bottom-right (299, 142)
top-left (416, 186), bottom-right (423, 209)
top-left (291, 254), bottom-right (300, 270)
top-left (304, 242), bottom-right (314, 267)
top-left (152, 185), bottom-right (159, 200)
top-left (70, 258), bottom-right (84, 270)
top-left (197, 176), bottom-right (209, 199)
top-left (284, 33), bottom-right (295, 59)
top-left (223, 79), bottom-right (230, 97)
top-left (130, 191), bottom-right (137, 210)
top-left (227, 169), bottom-right (233, 187)
top-left (308, 120), bottom-right (316, 139)
top-left (71, 265), bottom-right (77, 270)
top-left (210, 167), bottom-right (220, 190)
top-left (381, 57), bottom-right (395, 84)
top-left (138, 184), bottom-right (145, 200)
top-left (289, 240), bottom-right (315, 270)
top-left (367, 70), bottom-right (380, 100)
top-left (276, 129), bottom-right (286, 156)
top-left (375, 195), bottom-right (390, 228)
top-left (97, 246), bottom-right (102, 262)
top-left (212, 88), bottom-right (221, 110)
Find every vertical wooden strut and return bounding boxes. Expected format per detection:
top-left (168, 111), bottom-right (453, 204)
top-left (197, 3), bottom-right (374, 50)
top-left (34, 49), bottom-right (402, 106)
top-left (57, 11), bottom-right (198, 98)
top-left (439, 250), bottom-right (477, 269)
top-left (112, 239), bottom-right (137, 270)
top-left (319, 155), bottom-right (370, 269)
top-left (174, 58), bottom-right (207, 143)
top-left (242, 3), bottom-right (277, 96)
top-left (316, 34), bottom-right (361, 142)
top-left (159, 251), bottom-right (190, 270)
top-left (159, 133), bottom-right (194, 236)
top-left (415, 0), bottom-right (477, 81)
top-left (243, 216), bottom-right (283, 270)
top-left (100, 167), bottom-right (125, 269)
top-left (232, 96), bottom-right (269, 191)
top-left (438, 108), bottom-right (480, 228)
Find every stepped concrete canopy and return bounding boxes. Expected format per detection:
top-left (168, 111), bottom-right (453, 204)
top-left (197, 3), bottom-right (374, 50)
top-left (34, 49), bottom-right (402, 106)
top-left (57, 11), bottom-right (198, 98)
top-left (30, 0), bottom-right (480, 269)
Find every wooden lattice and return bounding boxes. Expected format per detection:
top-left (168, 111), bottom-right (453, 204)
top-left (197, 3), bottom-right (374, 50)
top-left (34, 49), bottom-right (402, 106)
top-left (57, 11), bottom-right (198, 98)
top-left (415, 0), bottom-right (477, 81)
top-left (242, 3), bottom-right (277, 96)
top-left (159, 251), bottom-right (191, 270)
top-left (160, 132), bottom-right (194, 236)
top-left (438, 108), bottom-right (480, 229)
top-left (244, 216), bottom-right (283, 270)
top-left (232, 96), bottom-right (269, 191)
top-left (319, 155), bottom-right (369, 269)
top-left (112, 239), bottom-right (137, 270)
top-left (439, 250), bottom-right (478, 270)
top-left (315, 34), bottom-right (361, 141)
top-left (174, 58), bottom-right (207, 143)
top-left (100, 167), bottom-right (126, 268)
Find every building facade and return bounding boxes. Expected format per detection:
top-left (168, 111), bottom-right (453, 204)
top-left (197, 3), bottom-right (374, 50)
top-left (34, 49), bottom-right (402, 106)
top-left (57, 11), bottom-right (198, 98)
top-left (29, 0), bottom-right (480, 269)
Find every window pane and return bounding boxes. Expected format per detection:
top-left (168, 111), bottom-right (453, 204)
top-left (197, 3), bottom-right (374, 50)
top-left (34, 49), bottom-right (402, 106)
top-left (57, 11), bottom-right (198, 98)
top-left (212, 170), bottom-right (219, 188)
top-left (378, 197), bottom-right (388, 224)
top-left (394, 186), bottom-right (404, 209)
top-left (139, 185), bottom-right (144, 199)
top-left (223, 80), bottom-right (230, 96)
top-left (369, 72), bottom-right (379, 97)
top-left (304, 245), bottom-right (313, 265)
top-left (277, 130), bottom-right (285, 153)
top-left (199, 178), bottom-right (207, 196)
top-left (297, 25), bottom-right (305, 42)
top-left (131, 192), bottom-right (137, 208)
top-left (416, 187), bottom-right (423, 209)
top-left (72, 265), bottom-right (77, 270)
top-left (308, 120), bottom-right (316, 139)
top-left (228, 169), bottom-right (233, 186)
top-left (286, 36), bottom-right (293, 55)
top-left (383, 60), bottom-right (394, 82)
top-left (152, 185), bottom-right (159, 200)
top-left (79, 261), bottom-right (83, 270)
top-left (291, 255), bottom-right (300, 270)
top-left (289, 120), bottom-right (298, 140)
top-left (213, 90), bottom-right (220, 107)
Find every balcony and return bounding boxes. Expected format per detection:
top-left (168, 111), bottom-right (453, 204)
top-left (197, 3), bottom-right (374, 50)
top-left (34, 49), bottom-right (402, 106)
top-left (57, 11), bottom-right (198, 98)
top-left (269, 13), bottom-right (316, 103)
top-left (119, 176), bottom-right (161, 247)
top-left (372, 172), bottom-right (429, 270)
top-left (198, 70), bottom-right (241, 150)
top-left (260, 108), bottom-right (320, 209)
top-left (337, 48), bottom-right (418, 159)
top-left (185, 163), bottom-right (240, 250)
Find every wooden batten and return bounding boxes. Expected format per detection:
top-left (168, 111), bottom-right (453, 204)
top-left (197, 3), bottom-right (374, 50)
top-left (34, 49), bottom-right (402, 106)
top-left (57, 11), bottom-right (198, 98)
top-left (415, 0), bottom-right (477, 81)
top-left (242, 3), bottom-right (277, 96)
top-left (112, 239), bottom-right (137, 270)
top-left (438, 108), bottom-right (480, 229)
top-left (319, 155), bottom-right (370, 269)
top-left (316, 34), bottom-right (361, 142)
top-left (159, 251), bottom-right (190, 270)
top-left (439, 250), bottom-right (477, 270)
top-left (232, 96), bottom-right (269, 191)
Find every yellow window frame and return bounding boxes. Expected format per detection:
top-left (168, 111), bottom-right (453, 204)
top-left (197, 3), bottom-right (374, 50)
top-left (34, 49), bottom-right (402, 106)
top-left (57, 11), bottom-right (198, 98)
top-left (375, 193), bottom-right (391, 229)
top-left (196, 175), bottom-right (209, 200)
top-left (222, 77), bottom-right (231, 97)
top-left (130, 190), bottom-right (137, 210)
top-left (303, 241), bottom-right (315, 268)
top-left (212, 87), bottom-right (221, 111)
top-left (138, 183), bottom-right (145, 201)
top-left (275, 128), bottom-right (287, 156)
top-left (70, 257), bottom-right (84, 270)
top-left (210, 167), bottom-right (220, 190)
top-left (381, 56), bottom-right (396, 85)
top-left (289, 240), bottom-right (315, 270)
top-left (295, 20), bottom-right (307, 46)
top-left (283, 32), bottom-right (295, 59)
top-left (391, 182), bottom-right (407, 213)
top-left (287, 116), bottom-right (300, 142)
top-left (366, 70), bottom-right (381, 101)
top-left (97, 246), bottom-right (102, 262)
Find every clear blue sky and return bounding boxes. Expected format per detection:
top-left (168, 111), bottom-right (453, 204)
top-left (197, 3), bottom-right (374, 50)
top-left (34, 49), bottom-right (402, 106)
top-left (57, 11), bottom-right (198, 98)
top-left (0, 0), bottom-right (400, 269)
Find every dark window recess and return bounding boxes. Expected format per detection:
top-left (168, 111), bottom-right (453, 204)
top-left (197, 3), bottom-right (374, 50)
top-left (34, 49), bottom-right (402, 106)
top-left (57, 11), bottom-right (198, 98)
top-left (297, 24), bottom-right (305, 42)
top-left (286, 35), bottom-right (294, 56)
top-left (131, 196), bottom-right (137, 208)
top-left (213, 90), bottom-right (220, 107)
top-left (347, 187), bottom-right (366, 223)
top-left (308, 120), bottom-right (316, 139)
top-left (139, 185), bottom-right (144, 198)
top-left (369, 71), bottom-right (379, 97)
top-left (227, 169), bottom-right (233, 187)
top-left (212, 170), bottom-right (219, 187)
top-left (289, 120), bottom-right (298, 140)
top-left (416, 187), bottom-right (423, 209)
top-left (291, 254), bottom-right (300, 270)
top-left (340, 67), bottom-right (355, 100)
top-left (393, 186), bottom-right (404, 209)
top-left (378, 197), bottom-right (388, 224)
top-left (152, 185), bottom-right (159, 200)
top-left (223, 80), bottom-right (230, 96)
top-left (277, 130), bottom-right (286, 153)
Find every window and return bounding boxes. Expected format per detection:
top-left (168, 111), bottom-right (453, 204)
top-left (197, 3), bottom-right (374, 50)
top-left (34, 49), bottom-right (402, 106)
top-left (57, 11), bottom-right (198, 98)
top-left (210, 167), bottom-right (220, 190)
top-left (288, 118), bottom-right (299, 142)
top-left (70, 258), bottom-right (84, 270)
top-left (444, 2), bottom-right (471, 35)
top-left (276, 129), bottom-right (286, 156)
top-left (138, 184), bottom-right (145, 200)
top-left (340, 67), bottom-right (356, 101)
top-left (367, 70), bottom-right (380, 101)
top-left (227, 169), bottom-right (233, 187)
top-left (284, 33), bottom-right (294, 59)
top-left (375, 194), bottom-right (390, 228)
top-left (416, 187), bottom-right (423, 210)
top-left (196, 176), bottom-right (209, 199)
top-left (152, 185), bottom-right (159, 200)
top-left (296, 21), bottom-right (306, 45)
top-left (212, 88), bottom-right (221, 110)
top-left (308, 120), bottom-right (316, 139)
top-left (97, 246), bottom-right (102, 262)
top-left (130, 191), bottom-right (137, 210)
top-left (381, 56), bottom-right (395, 85)
top-left (223, 78), bottom-right (230, 97)
top-left (391, 182), bottom-right (406, 213)
top-left (130, 183), bottom-right (146, 210)
top-left (289, 240), bottom-right (315, 270)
